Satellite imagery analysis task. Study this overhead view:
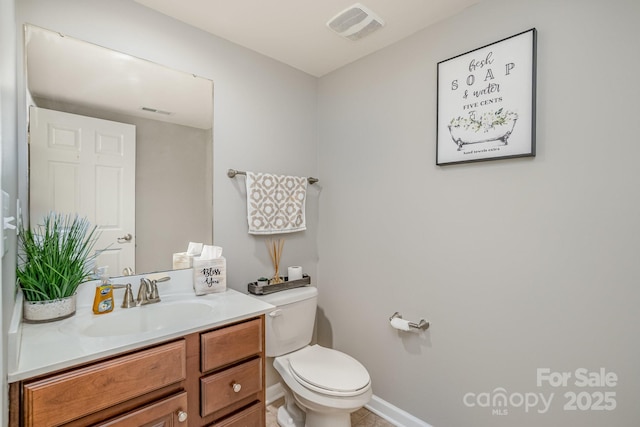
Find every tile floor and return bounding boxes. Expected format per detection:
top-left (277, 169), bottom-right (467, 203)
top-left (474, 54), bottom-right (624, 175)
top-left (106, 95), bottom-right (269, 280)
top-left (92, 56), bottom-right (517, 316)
top-left (266, 398), bottom-right (395, 427)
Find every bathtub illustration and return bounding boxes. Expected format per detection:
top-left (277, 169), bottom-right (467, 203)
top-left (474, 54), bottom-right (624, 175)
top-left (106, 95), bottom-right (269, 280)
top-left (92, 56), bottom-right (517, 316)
top-left (448, 109), bottom-right (518, 151)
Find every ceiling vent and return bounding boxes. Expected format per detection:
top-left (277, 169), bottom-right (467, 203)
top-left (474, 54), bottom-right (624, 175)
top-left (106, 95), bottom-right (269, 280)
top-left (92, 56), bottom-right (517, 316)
top-left (326, 3), bottom-right (385, 41)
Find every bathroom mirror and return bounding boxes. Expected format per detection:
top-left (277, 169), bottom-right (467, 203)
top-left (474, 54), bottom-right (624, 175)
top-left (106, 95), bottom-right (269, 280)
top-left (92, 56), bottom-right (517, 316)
top-left (24, 24), bottom-right (213, 276)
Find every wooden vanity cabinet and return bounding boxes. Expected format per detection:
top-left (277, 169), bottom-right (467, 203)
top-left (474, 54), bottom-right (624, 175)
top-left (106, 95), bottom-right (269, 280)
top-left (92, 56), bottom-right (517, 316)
top-left (10, 315), bottom-right (266, 427)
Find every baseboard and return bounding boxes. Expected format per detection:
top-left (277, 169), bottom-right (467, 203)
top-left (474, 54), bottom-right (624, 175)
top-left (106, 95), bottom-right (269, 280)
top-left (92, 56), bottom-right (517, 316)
top-left (266, 382), bottom-right (286, 406)
top-left (365, 394), bottom-right (432, 427)
top-left (266, 383), bottom-right (431, 427)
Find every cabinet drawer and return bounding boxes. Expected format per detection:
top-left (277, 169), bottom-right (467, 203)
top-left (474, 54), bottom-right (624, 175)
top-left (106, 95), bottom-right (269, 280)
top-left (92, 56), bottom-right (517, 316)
top-left (23, 340), bottom-right (186, 427)
top-left (210, 402), bottom-right (264, 427)
top-left (200, 358), bottom-right (262, 417)
top-left (201, 318), bottom-right (262, 372)
top-left (96, 392), bottom-right (188, 426)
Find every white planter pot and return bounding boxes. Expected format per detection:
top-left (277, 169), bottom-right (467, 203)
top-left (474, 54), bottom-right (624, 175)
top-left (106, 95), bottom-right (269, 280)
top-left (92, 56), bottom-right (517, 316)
top-left (23, 294), bottom-right (77, 323)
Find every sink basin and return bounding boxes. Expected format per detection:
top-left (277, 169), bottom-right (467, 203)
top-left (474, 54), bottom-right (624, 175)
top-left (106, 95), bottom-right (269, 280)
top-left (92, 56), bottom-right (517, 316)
top-left (60, 300), bottom-right (215, 338)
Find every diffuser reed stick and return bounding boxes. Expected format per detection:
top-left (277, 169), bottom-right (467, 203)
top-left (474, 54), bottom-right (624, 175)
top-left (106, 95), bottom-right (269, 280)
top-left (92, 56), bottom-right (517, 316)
top-left (266, 238), bottom-right (285, 284)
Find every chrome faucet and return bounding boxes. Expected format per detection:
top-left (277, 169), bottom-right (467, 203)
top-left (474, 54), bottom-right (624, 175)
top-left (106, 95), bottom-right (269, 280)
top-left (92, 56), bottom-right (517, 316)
top-left (137, 276), bottom-right (170, 305)
top-left (137, 278), bottom-right (152, 305)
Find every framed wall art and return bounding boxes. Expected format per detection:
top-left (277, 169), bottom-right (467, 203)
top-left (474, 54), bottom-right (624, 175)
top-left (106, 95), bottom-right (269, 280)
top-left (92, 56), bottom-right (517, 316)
top-left (436, 28), bottom-right (537, 166)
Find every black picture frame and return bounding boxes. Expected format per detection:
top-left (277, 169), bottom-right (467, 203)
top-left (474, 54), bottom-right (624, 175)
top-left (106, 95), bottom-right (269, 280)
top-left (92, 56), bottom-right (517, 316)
top-left (436, 28), bottom-right (537, 166)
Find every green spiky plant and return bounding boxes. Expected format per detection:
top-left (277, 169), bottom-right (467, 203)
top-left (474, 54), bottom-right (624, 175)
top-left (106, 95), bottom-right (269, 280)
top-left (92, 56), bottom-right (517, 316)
top-left (17, 212), bottom-right (100, 302)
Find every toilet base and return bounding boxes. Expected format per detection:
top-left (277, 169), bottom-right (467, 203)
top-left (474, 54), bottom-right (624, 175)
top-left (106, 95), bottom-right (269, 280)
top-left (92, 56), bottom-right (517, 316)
top-left (277, 402), bottom-right (352, 427)
top-left (304, 410), bottom-right (351, 427)
top-left (277, 405), bottom-right (305, 427)
top-left (276, 381), bottom-right (356, 427)
top-left (277, 383), bottom-right (306, 427)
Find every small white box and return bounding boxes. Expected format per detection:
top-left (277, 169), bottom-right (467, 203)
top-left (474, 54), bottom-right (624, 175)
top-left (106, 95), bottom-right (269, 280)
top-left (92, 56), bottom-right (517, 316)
top-left (173, 252), bottom-right (194, 270)
top-left (193, 257), bottom-right (226, 295)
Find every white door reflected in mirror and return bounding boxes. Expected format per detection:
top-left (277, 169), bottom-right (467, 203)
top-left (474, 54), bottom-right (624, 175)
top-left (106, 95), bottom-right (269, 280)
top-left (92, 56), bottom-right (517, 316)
top-left (29, 106), bottom-right (136, 274)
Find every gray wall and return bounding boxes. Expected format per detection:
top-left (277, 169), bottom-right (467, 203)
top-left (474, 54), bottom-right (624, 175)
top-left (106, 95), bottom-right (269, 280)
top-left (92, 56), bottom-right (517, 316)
top-left (134, 118), bottom-right (213, 273)
top-left (317, 0), bottom-right (640, 425)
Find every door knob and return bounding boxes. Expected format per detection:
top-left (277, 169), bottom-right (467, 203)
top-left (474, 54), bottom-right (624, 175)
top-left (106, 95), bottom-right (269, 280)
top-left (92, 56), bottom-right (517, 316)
top-left (117, 233), bottom-right (132, 243)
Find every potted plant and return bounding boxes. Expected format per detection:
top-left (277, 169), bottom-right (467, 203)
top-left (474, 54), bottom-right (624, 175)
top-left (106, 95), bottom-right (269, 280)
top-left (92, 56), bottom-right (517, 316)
top-left (17, 212), bottom-right (100, 323)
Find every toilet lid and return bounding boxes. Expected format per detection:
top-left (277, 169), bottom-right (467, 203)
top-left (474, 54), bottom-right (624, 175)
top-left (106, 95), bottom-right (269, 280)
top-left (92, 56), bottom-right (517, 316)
top-left (288, 345), bottom-right (370, 397)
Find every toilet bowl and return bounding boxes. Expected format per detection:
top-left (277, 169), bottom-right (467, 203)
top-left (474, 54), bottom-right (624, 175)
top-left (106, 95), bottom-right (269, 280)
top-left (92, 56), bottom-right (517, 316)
top-left (275, 345), bottom-right (372, 427)
top-left (251, 286), bottom-right (372, 427)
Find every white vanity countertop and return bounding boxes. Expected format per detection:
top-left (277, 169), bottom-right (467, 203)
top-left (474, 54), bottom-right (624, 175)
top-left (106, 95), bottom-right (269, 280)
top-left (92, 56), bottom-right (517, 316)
top-left (8, 269), bottom-right (275, 383)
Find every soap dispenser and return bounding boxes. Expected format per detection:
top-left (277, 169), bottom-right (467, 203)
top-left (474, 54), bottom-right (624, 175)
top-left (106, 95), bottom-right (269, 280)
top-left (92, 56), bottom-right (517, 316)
top-left (93, 267), bottom-right (114, 314)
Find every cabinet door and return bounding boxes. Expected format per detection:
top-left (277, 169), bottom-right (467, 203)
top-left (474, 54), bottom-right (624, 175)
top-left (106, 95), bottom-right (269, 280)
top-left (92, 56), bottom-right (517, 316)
top-left (96, 392), bottom-right (188, 427)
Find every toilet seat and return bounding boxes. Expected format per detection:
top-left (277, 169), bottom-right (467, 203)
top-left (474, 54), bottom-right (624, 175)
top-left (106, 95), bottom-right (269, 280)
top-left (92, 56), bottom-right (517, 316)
top-left (288, 345), bottom-right (370, 397)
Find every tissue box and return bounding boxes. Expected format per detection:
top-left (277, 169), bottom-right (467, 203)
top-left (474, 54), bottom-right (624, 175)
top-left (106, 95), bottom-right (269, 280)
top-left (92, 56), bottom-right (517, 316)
top-left (173, 252), bottom-right (194, 269)
top-left (193, 257), bottom-right (226, 295)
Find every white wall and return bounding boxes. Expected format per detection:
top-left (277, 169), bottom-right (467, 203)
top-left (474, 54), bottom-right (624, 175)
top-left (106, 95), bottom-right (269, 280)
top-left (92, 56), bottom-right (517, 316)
top-left (317, 0), bottom-right (640, 425)
top-left (0, 0), bottom-right (17, 424)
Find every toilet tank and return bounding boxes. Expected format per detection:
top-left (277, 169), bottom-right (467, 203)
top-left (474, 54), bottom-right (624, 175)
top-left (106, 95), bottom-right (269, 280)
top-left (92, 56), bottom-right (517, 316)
top-left (258, 286), bottom-right (318, 357)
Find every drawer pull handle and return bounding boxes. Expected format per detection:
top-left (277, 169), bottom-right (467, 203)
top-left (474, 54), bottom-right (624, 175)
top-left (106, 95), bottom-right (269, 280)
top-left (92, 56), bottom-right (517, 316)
top-left (232, 382), bottom-right (242, 393)
top-left (177, 410), bottom-right (188, 423)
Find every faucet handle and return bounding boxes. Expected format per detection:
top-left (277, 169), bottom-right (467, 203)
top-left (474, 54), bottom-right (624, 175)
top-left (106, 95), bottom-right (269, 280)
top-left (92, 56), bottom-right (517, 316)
top-left (121, 284), bottom-right (136, 308)
top-left (111, 283), bottom-right (136, 308)
top-left (149, 281), bottom-right (160, 301)
top-left (148, 276), bottom-right (170, 302)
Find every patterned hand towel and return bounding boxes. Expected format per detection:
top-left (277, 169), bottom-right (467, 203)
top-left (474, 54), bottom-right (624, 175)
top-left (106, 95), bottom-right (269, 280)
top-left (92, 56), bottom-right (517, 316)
top-left (246, 172), bottom-right (307, 235)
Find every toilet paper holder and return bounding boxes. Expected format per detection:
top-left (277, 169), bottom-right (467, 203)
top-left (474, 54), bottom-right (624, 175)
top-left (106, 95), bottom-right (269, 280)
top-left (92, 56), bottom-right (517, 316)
top-left (389, 312), bottom-right (430, 330)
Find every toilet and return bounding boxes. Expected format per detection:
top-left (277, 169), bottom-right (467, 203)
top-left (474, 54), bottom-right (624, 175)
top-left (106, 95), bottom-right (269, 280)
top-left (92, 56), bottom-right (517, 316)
top-left (255, 286), bottom-right (372, 427)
